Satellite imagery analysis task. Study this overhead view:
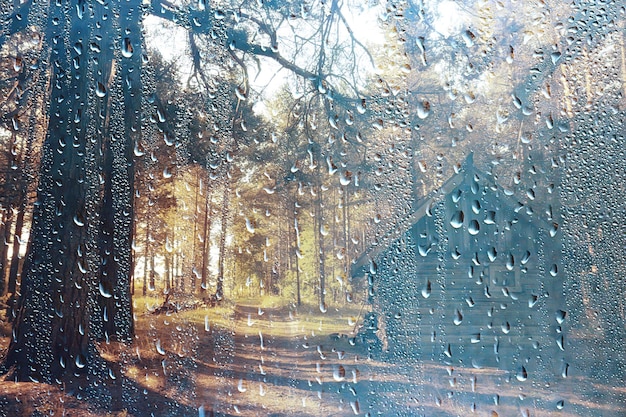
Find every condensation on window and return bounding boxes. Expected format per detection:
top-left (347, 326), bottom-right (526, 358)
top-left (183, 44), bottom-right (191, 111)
top-left (0, 0), bottom-right (624, 416)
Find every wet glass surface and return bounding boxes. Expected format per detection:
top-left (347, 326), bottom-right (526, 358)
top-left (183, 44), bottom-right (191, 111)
top-left (0, 0), bottom-right (625, 415)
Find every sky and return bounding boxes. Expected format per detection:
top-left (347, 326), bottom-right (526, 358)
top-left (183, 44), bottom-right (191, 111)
top-left (144, 1), bottom-right (385, 99)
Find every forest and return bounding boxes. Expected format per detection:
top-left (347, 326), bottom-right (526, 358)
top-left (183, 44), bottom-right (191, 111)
top-left (0, 0), bottom-right (625, 416)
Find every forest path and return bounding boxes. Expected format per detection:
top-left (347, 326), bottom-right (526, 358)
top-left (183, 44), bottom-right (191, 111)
top-left (1, 303), bottom-right (625, 416)
top-left (191, 303), bottom-right (362, 417)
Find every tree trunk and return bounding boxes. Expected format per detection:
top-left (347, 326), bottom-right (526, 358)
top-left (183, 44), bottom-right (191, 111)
top-left (150, 247), bottom-right (156, 292)
top-left (216, 179), bottom-right (230, 301)
top-left (294, 207), bottom-right (302, 306)
top-left (190, 173), bottom-right (201, 292)
top-left (164, 248), bottom-right (171, 292)
top-left (0, 129), bottom-right (15, 295)
top-left (315, 148), bottom-right (326, 310)
top-left (200, 186), bottom-right (212, 293)
top-left (0, 208), bottom-right (12, 296)
top-left (143, 223), bottom-right (149, 296)
top-left (2, 0), bottom-right (139, 381)
top-left (3, 0), bottom-right (100, 382)
top-left (7, 206), bottom-right (25, 295)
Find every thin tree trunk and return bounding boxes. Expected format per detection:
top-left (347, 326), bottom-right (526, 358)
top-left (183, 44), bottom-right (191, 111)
top-left (7, 207), bottom-right (25, 295)
top-left (315, 150), bottom-right (326, 310)
top-left (294, 206), bottom-right (301, 306)
top-left (164, 248), bottom-right (171, 292)
top-left (143, 223), bottom-right (149, 296)
top-left (0, 208), bottom-right (12, 296)
top-left (216, 180), bottom-right (230, 301)
top-left (200, 186), bottom-right (212, 293)
top-left (190, 173), bottom-right (200, 292)
top-left (150, 247), bottom-right (156, 292)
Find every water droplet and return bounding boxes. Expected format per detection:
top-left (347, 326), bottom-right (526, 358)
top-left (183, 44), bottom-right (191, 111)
top-left (516, 366), bottom-right (528, 381)
top-left (471, 200), bottom-right (481, 214)
top-left (78, 259), bottom-right (88, 274)
top-left (506, 253), bottom-right (515, 270)
top-left (487, 247), bottom-right (497, 262)
top-left (340, 171), bottom-right (352, 185)
top-left (163, 133), bottom-right (174, 146)
top-left (417, 100), bottom-right (430, 119)
top-left (369, 259), bottom-right (377, 275)
top-left (99, 282), bottom-right (112, 298)
top-left (462, 29), bottom-right (475, 47)
top-left (550, 264), bottom-right (558, 276)
top-left (357, 99), bottom-right (366, 114)
top-left (73, 213), bottom-right (85, 227)
top-left (501, 321), bottom-right (511, 334)
top-left (75, 354), bottom-right (86, 369)
top-left (333, 365), bottom-right (346, 382)
top-left (421, 280), bottom-right (432, 298)
top-left (468, 219), bottom-right (480, 235)
top-left (157, 108), bottom-right (166, 123)
top-left (122, 37), bottom-right (133, 57)
top-left (133, 142), bottom-right (145, 157)
top-left (156, 339), bottom-right (165, 355)
top-left (450, 211), bottom-right (464, 228)
top-left (453, 309), bottom-right (463, 325)
top-left (237, 379), bottom-right (247, 392)
top-left (73, 41), bottom-right (83, 55)
top-left (245, 218), bottom-right (255, 233)
top-left (95, 82), bottom-right (106, 98)
top-left (452, 189), bottom-right (462, 203)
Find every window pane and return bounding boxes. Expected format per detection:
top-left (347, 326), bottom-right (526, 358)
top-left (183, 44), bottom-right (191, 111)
top-left (0, 0), bottom-right (624, 416)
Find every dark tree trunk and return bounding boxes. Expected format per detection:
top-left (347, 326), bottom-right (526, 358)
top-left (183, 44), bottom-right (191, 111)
top-left (94, 0), bottom-right (140, 343)
top-left (7, 102), bottom-right (38, 299)
top-left (2, 0), bottom-right (138, 382)
top-left (2, 0), bottom-right (99, 382)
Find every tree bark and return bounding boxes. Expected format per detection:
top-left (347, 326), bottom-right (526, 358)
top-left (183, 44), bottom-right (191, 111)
top-left (3, 0), bottom-right (99, 381)
top-left (2, 0), bottom-right (139, 381)
top-left (215, 179), bottom-right (230, 301)
top-left (200, 186), bottom-right (212, 293)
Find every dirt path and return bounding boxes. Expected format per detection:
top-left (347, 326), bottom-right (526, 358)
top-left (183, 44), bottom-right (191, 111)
top-left (1, 303), bottom-right (625, 416)
top-left (191, 304), bottom-right (362, 417)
